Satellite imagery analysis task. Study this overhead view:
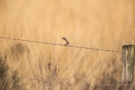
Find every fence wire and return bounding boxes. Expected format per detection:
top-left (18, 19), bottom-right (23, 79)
top-left (0, 36), bottom-right (122, 53)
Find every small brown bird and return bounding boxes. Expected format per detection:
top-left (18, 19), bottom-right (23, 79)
top-left (61, 37), bottom-right (70, 46)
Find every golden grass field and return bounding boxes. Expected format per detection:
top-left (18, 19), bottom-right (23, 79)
top-left (0, 0), bottom-right (135, 90)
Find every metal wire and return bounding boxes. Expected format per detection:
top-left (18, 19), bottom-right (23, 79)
top-left (0, 36), bottom-right (122, 53)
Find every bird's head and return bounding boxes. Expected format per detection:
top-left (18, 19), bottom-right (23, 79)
top-left (62, 37), bottom-right (66, 40)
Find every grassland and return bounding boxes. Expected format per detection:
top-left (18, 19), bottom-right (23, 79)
top-left (0, 0), bottom-right (135, 90)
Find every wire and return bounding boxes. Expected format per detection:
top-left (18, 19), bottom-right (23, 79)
top-left (0, 36), bottom-right (122, 53)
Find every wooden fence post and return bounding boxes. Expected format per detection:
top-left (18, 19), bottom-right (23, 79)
top-left (122, 45), bottom-right (135, 84)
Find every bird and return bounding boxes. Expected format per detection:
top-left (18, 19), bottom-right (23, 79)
top-left (61, 37), bottom-right (70, 46)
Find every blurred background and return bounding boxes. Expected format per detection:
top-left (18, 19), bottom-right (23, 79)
top-left (0, 0), bottom-right (135, 90)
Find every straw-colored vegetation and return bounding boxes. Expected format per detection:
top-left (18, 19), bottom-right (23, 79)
top-left (0, 0), bottom-right (135, 90)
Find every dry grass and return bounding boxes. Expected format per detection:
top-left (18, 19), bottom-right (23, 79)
top-left (0, 0), bottom-right (135, 90)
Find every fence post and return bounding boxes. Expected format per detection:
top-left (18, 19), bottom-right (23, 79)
top-left (122, 45), bottom-right (135, 84)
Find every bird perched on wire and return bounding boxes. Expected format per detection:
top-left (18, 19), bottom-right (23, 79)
top-left (61, 37), bottom-right (70, 46)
